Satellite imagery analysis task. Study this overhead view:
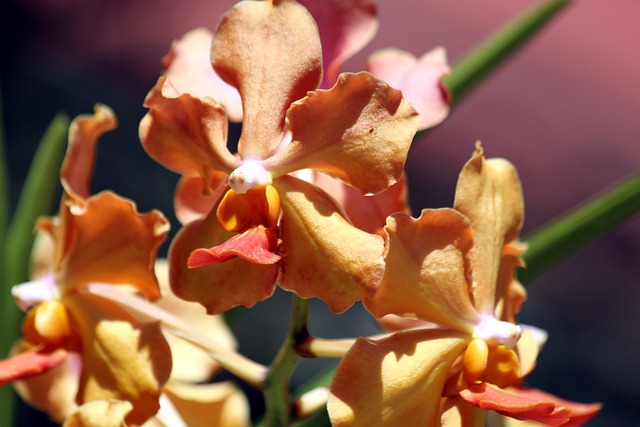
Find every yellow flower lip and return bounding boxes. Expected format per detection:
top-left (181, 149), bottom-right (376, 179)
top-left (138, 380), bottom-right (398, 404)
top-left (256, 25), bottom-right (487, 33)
top-left (228, 159), bottom-right (273, 194)
top-left (472, 315), bottom-right (521, 350)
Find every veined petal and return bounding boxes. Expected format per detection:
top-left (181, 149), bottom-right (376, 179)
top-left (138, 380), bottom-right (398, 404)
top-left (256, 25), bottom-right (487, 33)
top-left (158, 382), bottom-right (250, 427)
top-left (328, 329), bottom-right (469, 427)
top-left (169, 211), bottom-right (278, 314)
top-left (367, 47), bottom-right (451, 130)
top-left (61, 104), bottom-right (117, 202)
top-left (63, 400), bottom-right (133, 427)
top-left (299, 0), bottom-right (378, 88)
top-left (188, 227), bottom-right (280, 266)
top-left (274, 175), bottom-right (384, 313)
top-left (460, 383), bottom-right (601, 426)
top-left (211, 0), bottom-right (322, 159)
top-left (365, 210), bottom-right (479, 332)
top-left (174, 174), bottom-right (228, 225)
top-left (266, 72), bottom-right (419, 195)
top-left (140, 76), bottom-right (240, 179)
top-left (162, 28), bottom-right (242, 122)
top-left (0, 346), bottom-right (66, 386)
top-left (57, 192), bottom-right (169, 300)
top-left (454, 144), bottom-right (525, 314)
top-left (312, 171), bottom-right (411, 236)
top-left (65, 293), bottom-right (172, 426)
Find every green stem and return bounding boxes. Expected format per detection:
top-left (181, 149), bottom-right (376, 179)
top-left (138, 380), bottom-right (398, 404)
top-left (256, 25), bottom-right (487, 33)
top-left (520, 173), bottom-right (640, 282)
top-left (443, 0), bottom-right (570, 103)
top-left (0, 84), bottom-right (9, 280)
top-left (260, 295), bottom-right (310, 427)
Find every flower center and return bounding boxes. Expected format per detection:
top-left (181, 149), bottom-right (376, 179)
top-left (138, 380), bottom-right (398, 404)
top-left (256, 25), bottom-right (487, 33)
top-left (217, 185), bottom-right (281, 232)
top-left (462, 338), bottom-right (520, 388)
top-left (227, 159), bottom-right (272, 194)
top-left (473, 314), bottom-right (521, 350)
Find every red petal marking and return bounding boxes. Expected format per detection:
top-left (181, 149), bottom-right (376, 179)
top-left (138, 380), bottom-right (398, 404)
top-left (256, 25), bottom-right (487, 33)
top-left (188, 227), bottom-right (280, 267)
top-left (460, 383), bottom-right (601, 426)
top-left (0, 347), bottom-right (67, 386)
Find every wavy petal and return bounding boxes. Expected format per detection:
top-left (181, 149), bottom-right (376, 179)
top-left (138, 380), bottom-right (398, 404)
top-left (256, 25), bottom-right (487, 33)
top-left (266, 72), bottom-right (419, 195)
top-left (211, 0), bottom-right (322, 159)
top-left (365, 210), bottom-right (479, 332)
top-left (65, 293), bottom-right (172, 426)
top-left (57, 192), bottom-right (169, 300)
top-left (367, 47), bottom-right (451, 130)
top-left (174, 174), bottom-right (228, 225)
top-left (169, 211), bottom-right (278, 314)
top-left (275, 175), bottom-right (384, 313)
top-left (189, 227), bottom-right (280, 266)
top-left (140, 76), bottom-right (239, 179)
top-left (328, 329), bottom-right (469, 426)
top-left (63, 400), bottom-right (133, 427)
top-left (299, 0), bottom-right (378, 88)
top-left (162, 28), bottom-right (242, 122)
top-left (61, 104), bottom-right (117, 202)
top-left (454, 144), bottom-right (525, 314)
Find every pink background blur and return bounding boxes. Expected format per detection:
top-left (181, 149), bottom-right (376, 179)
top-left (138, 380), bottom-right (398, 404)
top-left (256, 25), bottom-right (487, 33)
top-left (2, 0), bottom-right (639, 425)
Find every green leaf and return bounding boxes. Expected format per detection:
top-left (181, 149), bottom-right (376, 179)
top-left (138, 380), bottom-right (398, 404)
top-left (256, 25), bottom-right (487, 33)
top-left (443, 0), bottom-right (570, 103)
top-left (0, 85), bottom-right (9, 271)
top-left (521, 173), bottom-right (640, 282)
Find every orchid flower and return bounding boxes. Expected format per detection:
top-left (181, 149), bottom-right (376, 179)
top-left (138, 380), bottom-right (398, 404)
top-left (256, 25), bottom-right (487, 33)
top-left (327, 145), bottom-right (601, 426)
top-left (139, 0), bottom-right (420, 314)
top-left (11, 105), bottom-right (173, 426)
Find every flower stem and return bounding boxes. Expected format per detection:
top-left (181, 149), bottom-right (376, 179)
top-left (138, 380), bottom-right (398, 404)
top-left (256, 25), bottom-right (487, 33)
top-left (261, 294), bottom-right (310, 427)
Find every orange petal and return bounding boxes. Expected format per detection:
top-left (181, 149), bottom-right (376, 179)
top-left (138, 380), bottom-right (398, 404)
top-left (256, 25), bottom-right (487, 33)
top-left (65, 293), bottom-right (172, 426)
top-left (211, 0), bottom-right (322, 159)
top-left (265, 72), bottom-right (419, 196)
top-left (162, 28), bottom-right (242, 122)
top-left (61, 104), bottom-right (117, 202)
top-left (441, 396), bottom-right (486, 427)
top-left (365, 209), bottom-right (479, 332)
top-left (459, 383), bottom-right (601, 426)
top-left (299, 0), bottom-right (378, 88)
top-left (140, 76), bottom-right (240, 178)
top-left (57, 192), bottom-right (169, 300)
top-left (62, 400), bottom-right (133, 427)
top-left (188, 227), bottom-right (280, 266)
top-left (328, 329), bottom-right (469, 426)
top-left (169, 211), bottom-right (278, 314)
top-left (366, 47), bottom-right (451, 130)
top-left (312, 171), bottom-right (411, 236)
top-left (454, 144), bottom-right (525, 314)
top-left (274, 175), bottom-right (384, 313)
top-left (174, 174), bottom-right (228, 225)
top-left (0, 346), bottom-right (66, 387)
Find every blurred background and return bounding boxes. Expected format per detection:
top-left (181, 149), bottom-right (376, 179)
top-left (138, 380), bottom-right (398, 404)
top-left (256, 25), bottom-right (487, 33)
top-left (1, 0), bottom-right (639, 425)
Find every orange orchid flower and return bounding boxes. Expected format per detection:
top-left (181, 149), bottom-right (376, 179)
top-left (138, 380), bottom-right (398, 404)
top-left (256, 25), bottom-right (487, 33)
top-left (139, 0), bottom-right (420, 314)
top-left (11, 105), bottom-right (172, 426)
top-left (328, 144), bottom-right (601, 426)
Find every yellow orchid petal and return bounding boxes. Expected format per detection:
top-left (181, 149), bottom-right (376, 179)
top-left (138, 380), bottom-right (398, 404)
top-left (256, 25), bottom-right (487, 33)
top-left (140, 76), bottom-right (240, 179)
top-left (365, 209), bottom-right (478, 332)
top-left (265, 72), bottom-right (419, 195)
top-left (57, 192), bottom-right (169, 300)
top-left (216, 186), bottom-right (280, 232)
top-left (328, 329), bottom-right (469, 427)
top-left (61, 104), bottom-right (117, 202)
top-left (158, 382), bottom-right (250, 427)
top-left (484, 346), bottom-right (520, 389)
top-left (274, 175), bottom-right (384, 313)
top-left (22, 300), bottom-right (78, 350)
top-left (463, 338), bottom-right (489, 385)
top-left (169, 210), bottom-right (278, 314)
top-left (453, 143), bottom-right (525, 314)
top-left (211, 0), bottom-right (322, 159)
top-left (441, 397), bottom-right (486, 427)
top-left (65, 293), bottom-right (172, 426)
top-left (63, 400), bottom-right (133, 427)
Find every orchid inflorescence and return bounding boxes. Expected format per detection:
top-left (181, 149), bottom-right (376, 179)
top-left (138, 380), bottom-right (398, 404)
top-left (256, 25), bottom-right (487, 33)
top-left (0, 0), bottom-right (605, 426)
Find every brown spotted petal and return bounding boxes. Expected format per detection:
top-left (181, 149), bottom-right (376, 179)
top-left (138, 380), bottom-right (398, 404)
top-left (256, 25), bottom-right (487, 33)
top-left (274, 175), bottom-right (384, 313)
top-left (365, 210), bottom-right (479, 332)
top-left (211, 0), bottom-right (322, 159)
top-left (265, 72), bottom-right (419, 196)
top-left (169, 209), bottom-right (278, 314)
top-left (453, 144), bottom-right (525, 314)
top-left (61, 104), bottom-right (117, 202)
top-left (56, 192), bottom-right (169, 300)
top-left (140, 76), bottom-right (240, 181)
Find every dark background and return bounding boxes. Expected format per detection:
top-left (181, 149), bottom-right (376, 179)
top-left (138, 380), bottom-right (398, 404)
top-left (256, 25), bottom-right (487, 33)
top-left (2, 0), bottom-right (639, 425)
